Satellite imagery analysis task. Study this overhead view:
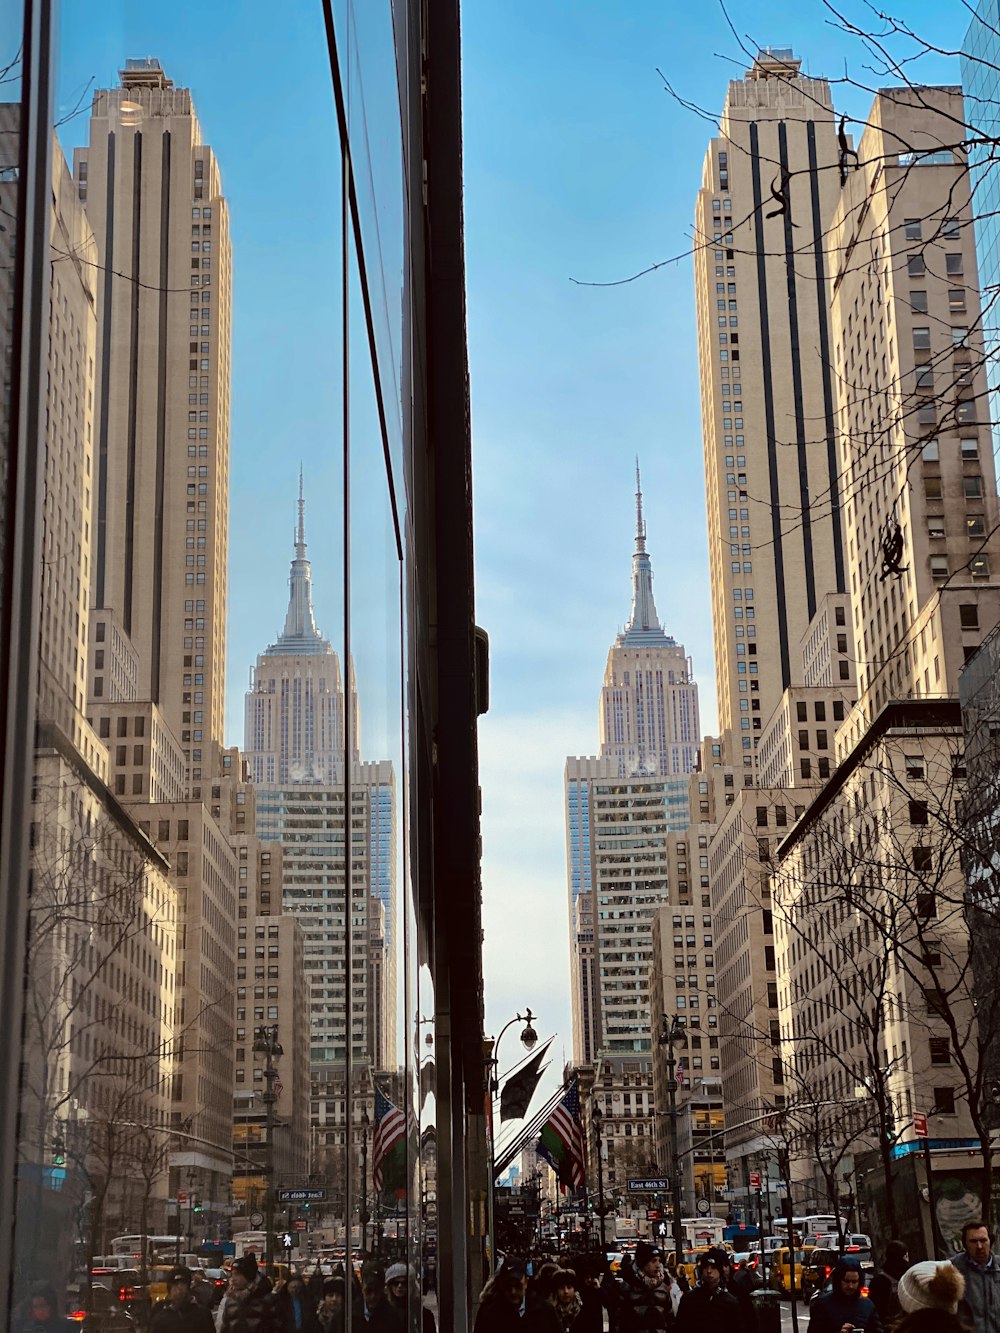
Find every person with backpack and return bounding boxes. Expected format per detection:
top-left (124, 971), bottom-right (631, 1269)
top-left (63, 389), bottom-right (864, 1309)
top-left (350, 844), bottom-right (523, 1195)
top-left (869, 1240), bottom-right (909, 1325)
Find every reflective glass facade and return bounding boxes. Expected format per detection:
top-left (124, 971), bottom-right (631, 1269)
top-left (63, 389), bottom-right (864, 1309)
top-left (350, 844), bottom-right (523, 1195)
top-left (0, 5), bottom-right (485, 1333)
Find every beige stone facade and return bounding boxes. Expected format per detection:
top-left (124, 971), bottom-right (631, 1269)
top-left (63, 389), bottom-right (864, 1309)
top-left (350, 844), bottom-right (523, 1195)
top-left (77, 60), bottom-right (232, 790)
top-left (694, 51), bottom-right (847, 774)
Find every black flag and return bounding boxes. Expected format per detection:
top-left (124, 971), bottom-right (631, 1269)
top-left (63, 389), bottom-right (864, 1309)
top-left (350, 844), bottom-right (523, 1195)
top-left (499, 1041), bottom-right (551, 1122)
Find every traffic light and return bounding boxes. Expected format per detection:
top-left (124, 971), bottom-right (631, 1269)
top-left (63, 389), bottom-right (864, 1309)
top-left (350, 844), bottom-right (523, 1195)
top-left (193, 1199), bottom-right (203, 1214)
top-left (52, 1136), bottom-right (66, 1166)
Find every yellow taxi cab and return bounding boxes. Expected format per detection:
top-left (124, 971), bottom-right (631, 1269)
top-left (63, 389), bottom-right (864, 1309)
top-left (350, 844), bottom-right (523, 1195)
top-left (665, 1248), bottom-right (710, 1289)
top-left (769, 1247), bottom-right (813, 1297)
top-left (144, 1265), bottom-right (178, 1307)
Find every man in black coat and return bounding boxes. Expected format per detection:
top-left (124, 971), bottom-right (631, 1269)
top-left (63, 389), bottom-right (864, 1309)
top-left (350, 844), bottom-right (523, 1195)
top-left (674, 1250), bottom-right (745, 1333)
top-left (151, 1267), bottom-right (217, 1333)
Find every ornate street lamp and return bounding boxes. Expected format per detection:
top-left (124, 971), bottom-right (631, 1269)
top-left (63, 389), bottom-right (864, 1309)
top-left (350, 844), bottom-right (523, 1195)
top-left (252, 1024), bottom-right (283, 1273)
top-left (658, 1013), bottom-right (688, 1263)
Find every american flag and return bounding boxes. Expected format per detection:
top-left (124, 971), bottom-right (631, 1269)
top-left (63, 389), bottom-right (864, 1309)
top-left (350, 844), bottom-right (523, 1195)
top-left (537, 1077), bottom-right (586, 1188)
top-left (372, 1086), bottom-right (406, 1191)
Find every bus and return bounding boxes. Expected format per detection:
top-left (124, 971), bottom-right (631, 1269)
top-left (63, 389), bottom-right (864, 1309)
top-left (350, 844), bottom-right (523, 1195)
top-left (773, 1216), bottom-right (845, 1241)
top-left (109, 1236), bottom-right (180, 1263)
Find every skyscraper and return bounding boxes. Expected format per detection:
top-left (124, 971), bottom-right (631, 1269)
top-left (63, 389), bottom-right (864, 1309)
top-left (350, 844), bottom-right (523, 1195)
top-left (76, 60), bottom-right (232, 789)
top-left (694, 49), bottom-right (846, 772)
top-left (244, 490), bottom-right (396, 1078)
top-left (567, 482), bottom-right (699, 1063)
top-left (598, 468), bottom-right (700, 777)
top-left (244, 475), bottom-right (356, 786)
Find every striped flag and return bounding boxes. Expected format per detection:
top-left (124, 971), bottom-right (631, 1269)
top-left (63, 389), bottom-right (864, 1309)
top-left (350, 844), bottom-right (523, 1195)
top-left (372, 1086), bottom-right (406, 1192)
top-left (536, 1077), bottom-right (586, 1188)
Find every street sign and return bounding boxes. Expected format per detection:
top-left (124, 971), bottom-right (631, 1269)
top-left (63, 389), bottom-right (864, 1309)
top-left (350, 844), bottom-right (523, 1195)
top-left (914, 1112), bottom-right (929, 1138)
top-left (627, 1177), bottom-right (669, 1193)
top-left (292, 1220), bottom-right (307, 1231)
top-left (646, 1210), bottom-right (661, 1221)
top-left (277, 1188), bottom-right (328, 1203)
top-left (749, 1171), bottom-right (761, 1189)
top-left (177, 1190), bottom-right (188, 1205)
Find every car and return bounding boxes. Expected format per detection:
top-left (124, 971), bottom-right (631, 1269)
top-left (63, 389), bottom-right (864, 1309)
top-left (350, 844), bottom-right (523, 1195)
top-left (808, 1268), bottom-right (873, 1305)
top-left (67, 1283), bottom-right (139, 1333)
top-left (769, 1247), bottom-right (814, 1298)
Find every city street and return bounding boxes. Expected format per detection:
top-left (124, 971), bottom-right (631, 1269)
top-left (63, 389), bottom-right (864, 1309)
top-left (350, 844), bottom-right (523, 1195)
top-left (779, 1300), bottom-right (812, 1333)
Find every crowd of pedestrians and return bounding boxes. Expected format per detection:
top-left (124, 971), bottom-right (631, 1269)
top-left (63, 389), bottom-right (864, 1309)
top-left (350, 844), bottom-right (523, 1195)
top-left (472, 1218), bottom-right (1000, 1333)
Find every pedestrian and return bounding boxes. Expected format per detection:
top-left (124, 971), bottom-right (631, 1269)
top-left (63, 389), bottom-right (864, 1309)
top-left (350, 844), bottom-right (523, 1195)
top-left (807, 1258), bottom-right (884, 1333)
top-left (897, 1260), bottom-right (966, 1324)
top-left (191, 1270), bottom-right (219, 1312)
top-left (473, 1261), bottom-right (529, 1333)
top-left (384, 1263), bottom-right (435, 1333)
top-left (619, 1243), bottom-right (675, 1333)
top-left (217, 1259), bottom-right (282, 1333)
top-left (273, 1275), bottom-right (320, 1333)
top-left (674, 1250), bottom-right (744, 1333)
top-left (316, 1278), bottom-right (347, 1333)
top-left (869, 1241), bottom-right (910, 1325)
top-left (952, 1221), bottom-right (1000, 1333)
top-left (728, 1258), bottom-right (761, 1331)
top-left (13, 1285), bottom-right (74, 1333)
top-left (151, 1268), bottom-right (217, 1333)
top-left (358, 1271), bottom-right (397, 1333)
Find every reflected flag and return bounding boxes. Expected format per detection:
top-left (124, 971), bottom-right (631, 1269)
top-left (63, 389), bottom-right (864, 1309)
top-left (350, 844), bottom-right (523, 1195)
top-left (536, 1077), bottom-right (586, 1188)
top-left (372, 1086), bottom-right (407, 1192)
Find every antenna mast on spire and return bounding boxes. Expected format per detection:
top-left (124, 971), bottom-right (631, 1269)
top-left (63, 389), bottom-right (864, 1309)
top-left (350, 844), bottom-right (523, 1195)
top-left (635, 457), bottom-right (646, 551)
top-left (296, 464), bottom-right (306, 556)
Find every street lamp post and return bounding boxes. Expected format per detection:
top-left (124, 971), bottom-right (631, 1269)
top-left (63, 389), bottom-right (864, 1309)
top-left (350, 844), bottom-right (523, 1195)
top-left (360, 1108), bottom-right (370, 1254)
top-left (487, 1008), bottom-right (539, 1273)
top-left (252, 1024), bottom-right (283, 1276)
top-left (658, 1014), bottom-right (687, 1264)
top-left (591, 1102), bottom-right (610, 1252)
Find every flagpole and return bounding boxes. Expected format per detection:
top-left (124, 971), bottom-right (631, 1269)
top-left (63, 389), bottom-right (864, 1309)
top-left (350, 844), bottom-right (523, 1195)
top-left (486, 1009), bottom-right (539, 1273)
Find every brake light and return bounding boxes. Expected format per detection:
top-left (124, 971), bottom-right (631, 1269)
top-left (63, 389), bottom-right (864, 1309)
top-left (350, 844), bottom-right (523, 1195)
top-left (862, 1287), bottom-right (869, 1298)
top-left (68, 1312), bottom-right (87, 1323)
top-left (846, 1246), bottom-right (860, 1252)
top-left (120, 1287), bottom-right (137, 1303)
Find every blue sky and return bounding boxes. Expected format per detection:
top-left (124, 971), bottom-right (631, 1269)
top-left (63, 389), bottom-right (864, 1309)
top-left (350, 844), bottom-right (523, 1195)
top-left (53, 0), bottom-right (963, 1125)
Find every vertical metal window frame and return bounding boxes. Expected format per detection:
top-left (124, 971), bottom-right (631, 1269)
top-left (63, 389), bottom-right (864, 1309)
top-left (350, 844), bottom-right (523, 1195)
top-left (0, 1), bottom-right (57, 1328)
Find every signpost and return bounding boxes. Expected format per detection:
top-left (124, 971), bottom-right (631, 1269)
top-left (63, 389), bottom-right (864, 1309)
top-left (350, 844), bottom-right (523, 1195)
top-left (276, 1188), bottom-right (328, 1203)
top-left (749, 1171), bottom-right (761, 1189)
top-left (913, 1112), bottom-right (928, 1138)
top-left (177, 1190), bottom-right (188, 1205)
top-left (627, 1178), bottom-right (669, 1193)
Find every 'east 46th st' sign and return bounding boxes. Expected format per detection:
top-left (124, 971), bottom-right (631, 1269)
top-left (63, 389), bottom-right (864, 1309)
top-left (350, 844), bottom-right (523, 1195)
top-left (627, 1178), bottom-right (669, 1193)
top-left (276, 1187), bottom-right (328, 1203)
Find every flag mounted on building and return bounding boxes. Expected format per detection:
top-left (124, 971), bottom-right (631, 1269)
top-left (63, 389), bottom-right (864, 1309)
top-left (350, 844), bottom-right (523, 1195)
top-left (373, 1086), bottom-right (407, 1194)
top-left (536, 1077), bottom-right (586, 1188)
top-left (499, 1040), bottom-right (552, 1123)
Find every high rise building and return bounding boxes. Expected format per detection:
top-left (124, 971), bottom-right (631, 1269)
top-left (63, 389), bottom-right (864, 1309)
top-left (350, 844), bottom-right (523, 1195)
top-left (244, 477), bottom-right (356, 786)
top-left (825, 85), bottom-right (1000, 736)
top-left (598, 469), bottom-right (700, 777)
top-left (694, 49), bottom-right (846, 772)
top-left (567, 486), bottom-right (698, 1064)
top-left (770, 86), bottom-right (1000, 1221)
top-left (963, 0), bottom-right (1000, 456)
top-left (76, 60), bottom-right (232, 788)
top-left (244, 494), bottom-right (397, 1121)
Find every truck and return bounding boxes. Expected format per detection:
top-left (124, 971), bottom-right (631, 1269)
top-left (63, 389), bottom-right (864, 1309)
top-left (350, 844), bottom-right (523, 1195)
top-left (680, 1217), bottom-right (726, 1249)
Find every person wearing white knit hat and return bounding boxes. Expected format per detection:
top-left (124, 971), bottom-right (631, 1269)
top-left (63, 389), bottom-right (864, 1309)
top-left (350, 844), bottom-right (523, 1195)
top-left (898, 1262), bottom-right (966, 1315)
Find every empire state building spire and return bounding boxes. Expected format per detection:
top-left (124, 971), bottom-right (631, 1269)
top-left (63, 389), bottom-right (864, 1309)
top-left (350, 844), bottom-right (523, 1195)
top-left (619, 461), bottom-right (675, 647)
top-left (267, 470), bottom-right (331, 655)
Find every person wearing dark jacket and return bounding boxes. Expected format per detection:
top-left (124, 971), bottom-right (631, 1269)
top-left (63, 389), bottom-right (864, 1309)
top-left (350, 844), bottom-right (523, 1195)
top-left (151, 1268), bottom-right (217, 1333)
top-left (474, 1263), bottom-right (530, 1333)
top-left (674, 1250), bottom-right (744, 1333)
top-left (869, 1241), bottom-right (909, 1326)
top-left (272, 1276), bottom-right (320, 1333)
top-left (619, 1244), bottom-right (674, 1333)
top-left (14, 1284), bottom-right (74, 1333)
top-left (808, 1259), bottom-right (883, 1333)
